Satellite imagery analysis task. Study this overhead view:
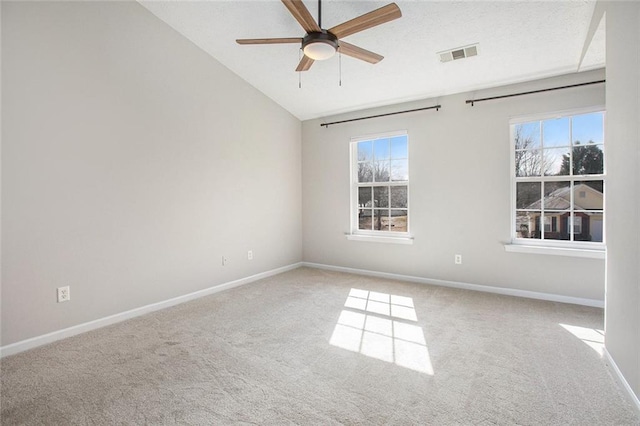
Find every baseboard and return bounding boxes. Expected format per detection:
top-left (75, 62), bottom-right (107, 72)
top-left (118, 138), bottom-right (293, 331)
top-left (0, 262), bottom-right (303, 358)
top-left (604, 348), bottom-right (640, 413)
top-left (301, 262), bottom-right (604, 308)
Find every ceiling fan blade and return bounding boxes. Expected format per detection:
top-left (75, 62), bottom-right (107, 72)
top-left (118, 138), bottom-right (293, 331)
top-left (236, 38), bottom-right (303, 45)
top-left (338, 41), bottom-right (383, 64)
top-left (281, 0), bottom-right (321, 34)
top-left (329, 3), bottom-right (401, 39)
top-left (296, 55), bottom-right (315, 72)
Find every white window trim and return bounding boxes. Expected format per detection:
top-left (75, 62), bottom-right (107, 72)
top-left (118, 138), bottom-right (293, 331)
top-left (504, 243), bottom-right (605, 259)
top-left (346, 130), bottom-right (412, 243)
top-left (345, 233), bottom-right (414, 245)
top-left (507, 106), bottom-right (606, 257)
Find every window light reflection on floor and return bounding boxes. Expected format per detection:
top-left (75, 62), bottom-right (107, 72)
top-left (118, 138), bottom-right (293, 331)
top-left (560, 323), bottom-right (605, 356)
top-left (330, 288), bottom-right (434, 375)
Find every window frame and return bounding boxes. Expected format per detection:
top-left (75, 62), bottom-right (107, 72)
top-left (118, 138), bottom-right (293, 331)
top-left (509, 106), bottom-right (606, 252)
top-left (349, 130), bottom-right (411, 242)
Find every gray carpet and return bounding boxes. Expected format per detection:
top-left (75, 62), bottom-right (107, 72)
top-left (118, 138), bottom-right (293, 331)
top-left (1, 267), bottom-right (638, 425)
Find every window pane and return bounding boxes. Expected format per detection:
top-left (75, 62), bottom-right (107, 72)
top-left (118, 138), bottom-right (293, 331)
top-left (543, 147), bottom-right (571, 176)
top-left (516, 211), bottom-right (540, 239)
top-left (359, 209), bottom-right (372, 230)
top-left (543, 181), bottom-right (571, 211)
top-left (390, 209), bottom-right (407, 232)
top-left (358, 162), bottom-right (373, 183)
top-left (572, 143), bottom-right (604, 175)
top-left (390, 186), bottom-right (408, 208)
top-left (373, 209), bottom-right (389, 231)
top-left (574, 181), bottom-right (603, 210)
top-left (374, 186), bottom-right (389, 208)
top-left (358, 141), bottom-right (373, 162)
top-left (374, 138), bottom-right (390, 161)
top-left (515, 149), bottom-right (541, 177)
top-left (390, 159), bottom-right (408, 181)
top-left (358, 187), bottom-right (372, 208)
top-left (516, 182), bottom-right (541, 209)
top-left (514, 122), bottom-right (541, 150)
top-left (374, 161), bottom-right (390, 182)
top-left (573, 112), bottom-right (604, 145)
top-left (543, 212), bottom-right (567, 240)
top-left (543, 117), bottom-right (570, 147)
top-left (390, 136), bottom-right (408, 159)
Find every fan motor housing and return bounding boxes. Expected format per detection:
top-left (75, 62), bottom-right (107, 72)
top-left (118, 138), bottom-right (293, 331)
top-left (302, 30), bottom-right (339, 51)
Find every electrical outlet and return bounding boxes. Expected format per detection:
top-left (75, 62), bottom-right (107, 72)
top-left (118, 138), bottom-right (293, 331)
top-left (455, 254), bottom-right (462, 265)
top-left (222, 256), bottom-right (228, 266)
top-left (248, 250), bottom-right (253, 261)
top-left (57, 286), bottom-right (70, 303)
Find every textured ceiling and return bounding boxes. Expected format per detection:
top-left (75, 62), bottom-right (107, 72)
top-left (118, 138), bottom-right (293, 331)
top-left (139, 1), bottom-right (604, 121)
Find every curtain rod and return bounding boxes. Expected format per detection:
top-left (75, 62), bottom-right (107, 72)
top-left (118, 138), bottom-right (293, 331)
top-left (465, 79), bottom-right (605, 106)
top-left (320, 105), bottom-right (441, 128)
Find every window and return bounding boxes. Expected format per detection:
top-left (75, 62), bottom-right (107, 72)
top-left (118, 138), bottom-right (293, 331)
top-left (511, 109), bottom-right (604, 248)
top-left (544, 216), bottom-right (557, 233)
top-left (350, 131), bottom-right (409, 240)
top-left (573, 216), bottom-right (583, 234)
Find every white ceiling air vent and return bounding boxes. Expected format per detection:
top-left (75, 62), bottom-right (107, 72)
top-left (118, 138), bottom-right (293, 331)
top-left (438, 44), bottom-right (479, 63)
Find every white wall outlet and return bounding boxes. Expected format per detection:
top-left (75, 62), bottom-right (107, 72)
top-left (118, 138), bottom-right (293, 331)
top-left (247, 250), bottom-right (253, 260)
top-left (57, 286), bottom-right (70, 303)
top-left (222, 256), bottom-right (228, 266)
top-left (455, 254), bottom-right (462, 265)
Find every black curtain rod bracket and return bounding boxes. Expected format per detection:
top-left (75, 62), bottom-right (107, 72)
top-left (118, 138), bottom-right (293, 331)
top-left (466, 79), bottom-right (605, 106)
top-left (321, 105), bottom-right (441, 128)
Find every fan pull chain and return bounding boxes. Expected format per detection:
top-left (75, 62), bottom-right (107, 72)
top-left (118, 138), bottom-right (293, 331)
top-left (298, 48), bottom-right (302, 89)
top-left (339, 50), bottom-right (342, 87)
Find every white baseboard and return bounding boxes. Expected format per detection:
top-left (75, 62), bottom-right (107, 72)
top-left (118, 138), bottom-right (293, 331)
top-left (604, 348), bottom-right (640, 414)
top-left (301, 262), bottom-right (604, 308)
top-left (0, 262), bottom-right (303, 358)
top-left (1, 261), bottom-right (604, 358)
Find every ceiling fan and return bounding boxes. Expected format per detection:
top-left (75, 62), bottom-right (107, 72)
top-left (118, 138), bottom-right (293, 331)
top-left (236, 0), bottom-right (402, 72)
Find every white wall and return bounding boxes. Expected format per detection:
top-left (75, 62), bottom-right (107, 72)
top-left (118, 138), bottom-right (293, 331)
top-left (302, 69), bottom-right (606, 301)
top-left (604, 1), bottom-right (640, 400)
top-left (1, 1), bottom-right (302, 346)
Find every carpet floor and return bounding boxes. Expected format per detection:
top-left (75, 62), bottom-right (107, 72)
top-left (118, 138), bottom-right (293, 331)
top-left (1, 267), bottom-right (638, 425)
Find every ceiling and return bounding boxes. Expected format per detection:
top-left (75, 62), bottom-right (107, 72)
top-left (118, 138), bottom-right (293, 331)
top-left (139, 1), bottom-right (605, 121)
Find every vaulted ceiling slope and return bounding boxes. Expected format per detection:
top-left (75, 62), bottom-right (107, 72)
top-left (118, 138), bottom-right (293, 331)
top-left (139, 1), bottom-right (605, 121)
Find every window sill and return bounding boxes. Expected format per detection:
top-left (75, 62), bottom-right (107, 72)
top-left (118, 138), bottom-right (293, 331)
top-left (504, 243), bottom-right (605, 259)
top-left (346, 234), bottom-right (414, 245)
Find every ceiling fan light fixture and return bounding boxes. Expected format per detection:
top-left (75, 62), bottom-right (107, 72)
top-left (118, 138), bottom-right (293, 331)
top-left (304, 42), bottom-right (336, 60)
top-left (302, 31), bottom-right (338, 61)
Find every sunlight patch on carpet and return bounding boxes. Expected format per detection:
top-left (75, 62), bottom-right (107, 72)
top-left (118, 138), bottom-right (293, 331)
top-left (330, 288), bottom-right (433, 375)
top-left (560, 323), bottom-right (604, 356)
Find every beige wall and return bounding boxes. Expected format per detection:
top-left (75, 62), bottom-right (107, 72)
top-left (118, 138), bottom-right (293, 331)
top-left (604, 1), bottom-right (640, 400)
top-left (302, 70), bottom-right (606, 301)
top-left (1, 1), bottom-right (302, 346)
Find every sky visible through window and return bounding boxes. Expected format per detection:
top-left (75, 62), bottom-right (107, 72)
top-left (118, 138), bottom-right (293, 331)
top-left (517, 112), bottom-right (602, 146)
top-left (514, 111), bottom-right (604, 179)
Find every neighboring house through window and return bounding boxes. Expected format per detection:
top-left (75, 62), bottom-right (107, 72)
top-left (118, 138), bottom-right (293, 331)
top-left (511, 108), bottom-right (605, 248)
top-left (350, 131), bottom-right (409, 238)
